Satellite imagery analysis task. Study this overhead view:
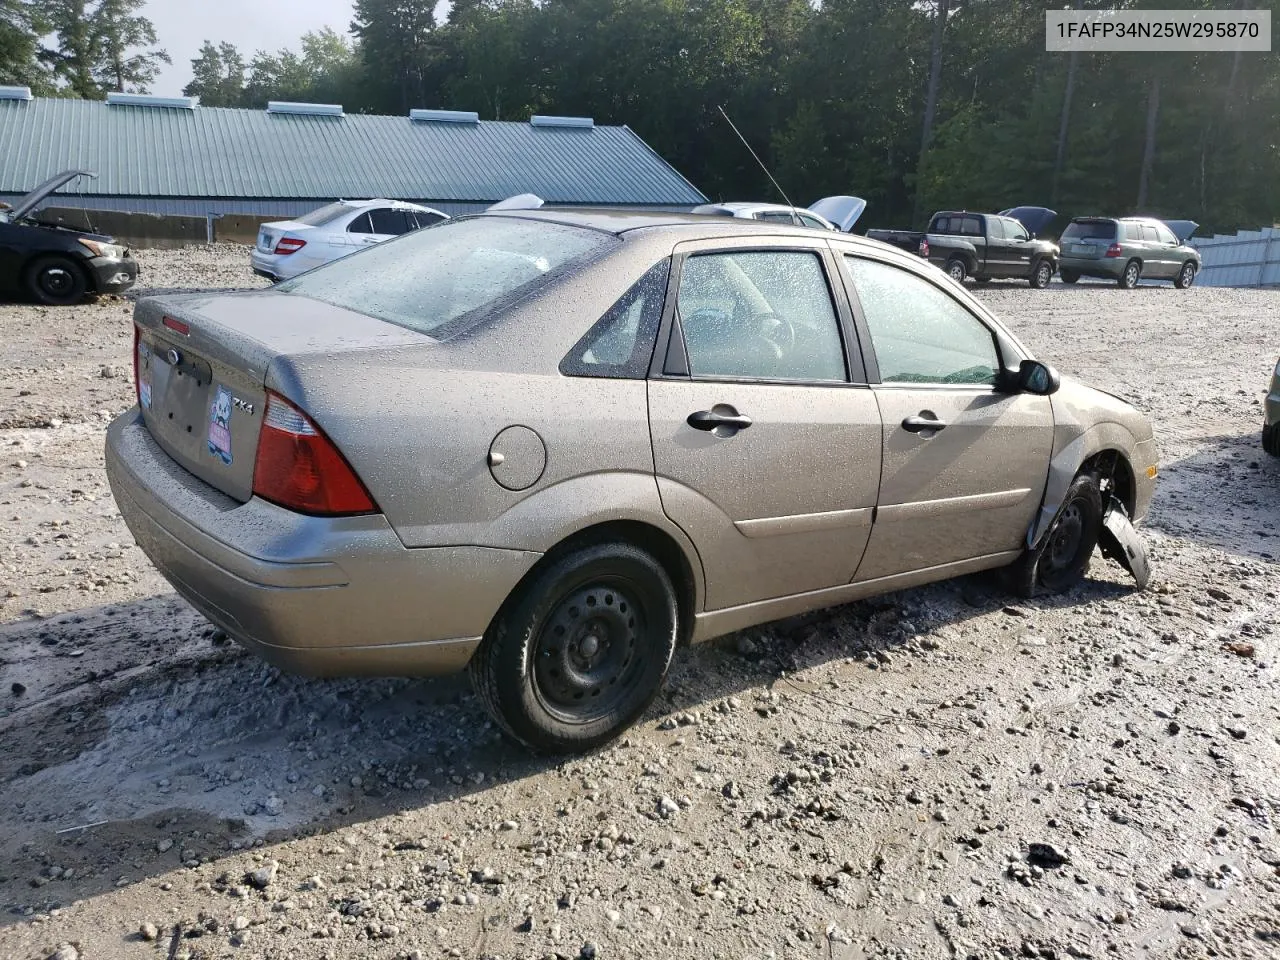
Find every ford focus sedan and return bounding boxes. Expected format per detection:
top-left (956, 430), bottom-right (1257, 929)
top-left (106, 210), bottom-right (1157, 752)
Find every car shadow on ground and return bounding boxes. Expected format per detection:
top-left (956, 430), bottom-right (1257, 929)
top-left (1148, 430), bottom-right (1279, 562)
top-left (0, 562), bottom-right (1133, 929)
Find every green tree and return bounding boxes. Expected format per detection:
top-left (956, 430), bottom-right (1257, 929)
top-left (0, 0), bottom-right (50, 91)
top-left (183, 40), bottom-right (246, 107)
top-left (41, 0), bottom-right (168, 97)
top-left (351, 0), bottom-right (439, 112)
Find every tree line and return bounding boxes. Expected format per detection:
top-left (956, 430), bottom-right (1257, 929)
top-left (1, 0), bottom-right (1276, 233)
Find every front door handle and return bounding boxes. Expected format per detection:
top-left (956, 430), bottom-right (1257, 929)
top-left (902, 413), bottom-right (948, 434)
top-left (687, 408), bottom-right (753, 433)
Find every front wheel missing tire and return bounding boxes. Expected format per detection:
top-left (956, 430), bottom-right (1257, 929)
top-left (1011, 473), bottom-right (1103, 598)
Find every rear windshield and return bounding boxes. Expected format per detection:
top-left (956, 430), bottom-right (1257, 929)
top-left (1062, 220), bottom-right (1117, 242)
top-left (278, 217), bottom-right (616, 338)
top-left (294, 202), bottom-right (356, 227)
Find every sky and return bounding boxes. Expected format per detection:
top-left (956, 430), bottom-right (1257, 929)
top-left (144, 0), bottom-right (359, 97)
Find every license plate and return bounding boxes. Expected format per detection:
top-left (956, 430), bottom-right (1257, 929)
top-left (1071, 243), bottom-right (1092, 254)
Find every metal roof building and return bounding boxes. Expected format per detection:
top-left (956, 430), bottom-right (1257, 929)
top-left (0, 89), bottom-right (707, 217)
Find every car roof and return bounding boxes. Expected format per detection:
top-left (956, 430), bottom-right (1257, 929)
top-left (472, 206), bottom-right (924, 257)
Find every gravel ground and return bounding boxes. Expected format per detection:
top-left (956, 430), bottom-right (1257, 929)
top-left (0, 248), bottom-right (1278, 960)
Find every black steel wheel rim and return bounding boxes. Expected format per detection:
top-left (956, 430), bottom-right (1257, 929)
top-left (1041, 502), bottom-right (1084, 580)
top-left (533, 578), bottom-right (643, 724)
top-left (40, 267), bottom-right (74, 296)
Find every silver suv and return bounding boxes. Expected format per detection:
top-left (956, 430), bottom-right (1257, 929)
top-left (1058, 217), bottom-right (1200, 289)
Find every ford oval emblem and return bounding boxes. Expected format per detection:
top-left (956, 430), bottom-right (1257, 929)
top-left (166, 348), bottom-right (181, 366)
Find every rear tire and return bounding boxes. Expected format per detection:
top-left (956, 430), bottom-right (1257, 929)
top-left (1010, 473), bottom-right (1103, 598)
top-left (1029, 259), bottom-right (1054, 289)
top-left (469, 541), bottom-right (679, 753)
top-left (1118, 260), bottom-right (1141, 289)
top-left (1264, 422), bottom-right (1280, 457)
top-left (946, 258), bottom-right (968, 284)
top-left (25, 255), bottom-right (89, 306)
top-left (1174, 261), bottom-right (1197, 289)
top-left (1060, 269), bottom-right (1080, 284)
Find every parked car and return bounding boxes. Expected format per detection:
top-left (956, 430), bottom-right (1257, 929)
top-left (1264, 358), bottom-right (1280, 456)
top-left (691, 196), bottom-right (867, 233)
top-left (107, 209), bottom-right (1156, 752)
top-left (250, 199), bottom-right (448, 281)
top-left (0, 169), bottom-right (138, 305)
top-left (866, 210), bottom-right (1060, 287)
top-left (1057, 217), bottom-right (1200, 289)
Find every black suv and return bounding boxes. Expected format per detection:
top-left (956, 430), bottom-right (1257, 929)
top-left (0, 170), bottom-right (139, 305)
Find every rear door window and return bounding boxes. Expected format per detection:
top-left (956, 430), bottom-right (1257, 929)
top-left (368, 208), bottom-right (412, 235)
top-left (347, 212), bottom-right (375, 234)
top-left (1140, 224), bottom-right (1160, 243)
top-left (961, 216), bottom-right (982, 236)
top-left (676, 251), bottom-right (847, 382)
top-left (988, 218), bottom-right (1006, 240)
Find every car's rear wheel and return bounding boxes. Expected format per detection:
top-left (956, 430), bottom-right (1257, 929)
top-left (946, 258), bottom-right (968, 284)
top-left (1060, 269), bottom-right (1080, 284)
top-left (1264, 422), bottom-right (1280, 457)
top-left (1174, 261), bottom-right (1197, 289)
top-left (1118, 260), bottom-right (1141, 289)
top-left (1010, 473), bottom-right (1103, 597)
top-left (25, 255), bottom-right (88, 306)
top-left (1029, 259), bottom-right (1054, 289)
top-left (470, 540), bottom-right (678, 753)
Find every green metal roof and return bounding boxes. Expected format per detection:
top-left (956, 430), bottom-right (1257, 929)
top-left (0, 97), bottom-right (706, 206)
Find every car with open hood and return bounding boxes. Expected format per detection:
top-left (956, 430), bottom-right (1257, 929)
top-left (106, 208), bottom-right (1157, 753)
top-left (0, 170), bottom-right (138, 305)
top-left (1058, 217), bottom-right (1200, 288)
top-left (691, 196), bottom-right (867, 233)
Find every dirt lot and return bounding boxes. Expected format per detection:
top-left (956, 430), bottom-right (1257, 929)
top-left (1, 247), bottom-right (1278, 960)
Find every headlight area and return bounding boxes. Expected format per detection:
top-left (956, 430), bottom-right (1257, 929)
top-left (78, 238), bottom-right (128, 260)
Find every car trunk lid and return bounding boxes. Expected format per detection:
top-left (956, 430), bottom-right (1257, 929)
top-left (134, 291), bottom-right (429, 503)
top-left (1061, 220), bottom-right (1117, 259)
top-left (256, 220), bottom-right (311, 254)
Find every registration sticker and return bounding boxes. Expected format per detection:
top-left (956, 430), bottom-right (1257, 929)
top-left (207, 385), bottom-right (233, 465)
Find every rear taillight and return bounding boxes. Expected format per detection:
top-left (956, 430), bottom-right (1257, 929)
top-left (274, 237), bottom-right (306, 255)
top-left (133, 323), bottom-right (141, 406)
top-left (1105, 243), bottom-right (1122, 258)
top-left (918, 238), bottom-right (929, 258)
top-left (252, 391), bottom-right (377, 516)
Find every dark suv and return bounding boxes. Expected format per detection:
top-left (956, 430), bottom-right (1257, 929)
top-left (1058, 217), bottom-right (1200, 289)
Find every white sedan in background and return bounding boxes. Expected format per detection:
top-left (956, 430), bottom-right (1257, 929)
top-left (250, 199), bottom-right (448, 281)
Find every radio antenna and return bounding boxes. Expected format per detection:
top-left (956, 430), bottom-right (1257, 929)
top-left (717, 105), bottom-right (796, 213)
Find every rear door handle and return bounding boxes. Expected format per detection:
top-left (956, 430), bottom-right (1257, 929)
top-left (902, 413), bottom-right (947, 434)
top-left (687, 409), bottom-right (753, 432)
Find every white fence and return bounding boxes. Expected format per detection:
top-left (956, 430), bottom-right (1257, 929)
top-left (1190, 226), bottom-right (1280, 288)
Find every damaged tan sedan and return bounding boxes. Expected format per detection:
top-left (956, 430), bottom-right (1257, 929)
top-left (106, 210), bottom-right (1157, 752)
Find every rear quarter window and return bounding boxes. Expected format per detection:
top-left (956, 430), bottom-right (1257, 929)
top-left (560, 260), bottom-right (670, 379)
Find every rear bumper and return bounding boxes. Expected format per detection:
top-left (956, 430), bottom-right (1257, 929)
top-left (105, 411), bottom-right (541, 677)
top-left (88, 255), bottom-right (139, 293)
top-left (1058, 256), bottom-right (1125, 278)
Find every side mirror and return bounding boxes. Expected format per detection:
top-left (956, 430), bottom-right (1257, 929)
top-left (1017, 359), bottom-right (1060, 396)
